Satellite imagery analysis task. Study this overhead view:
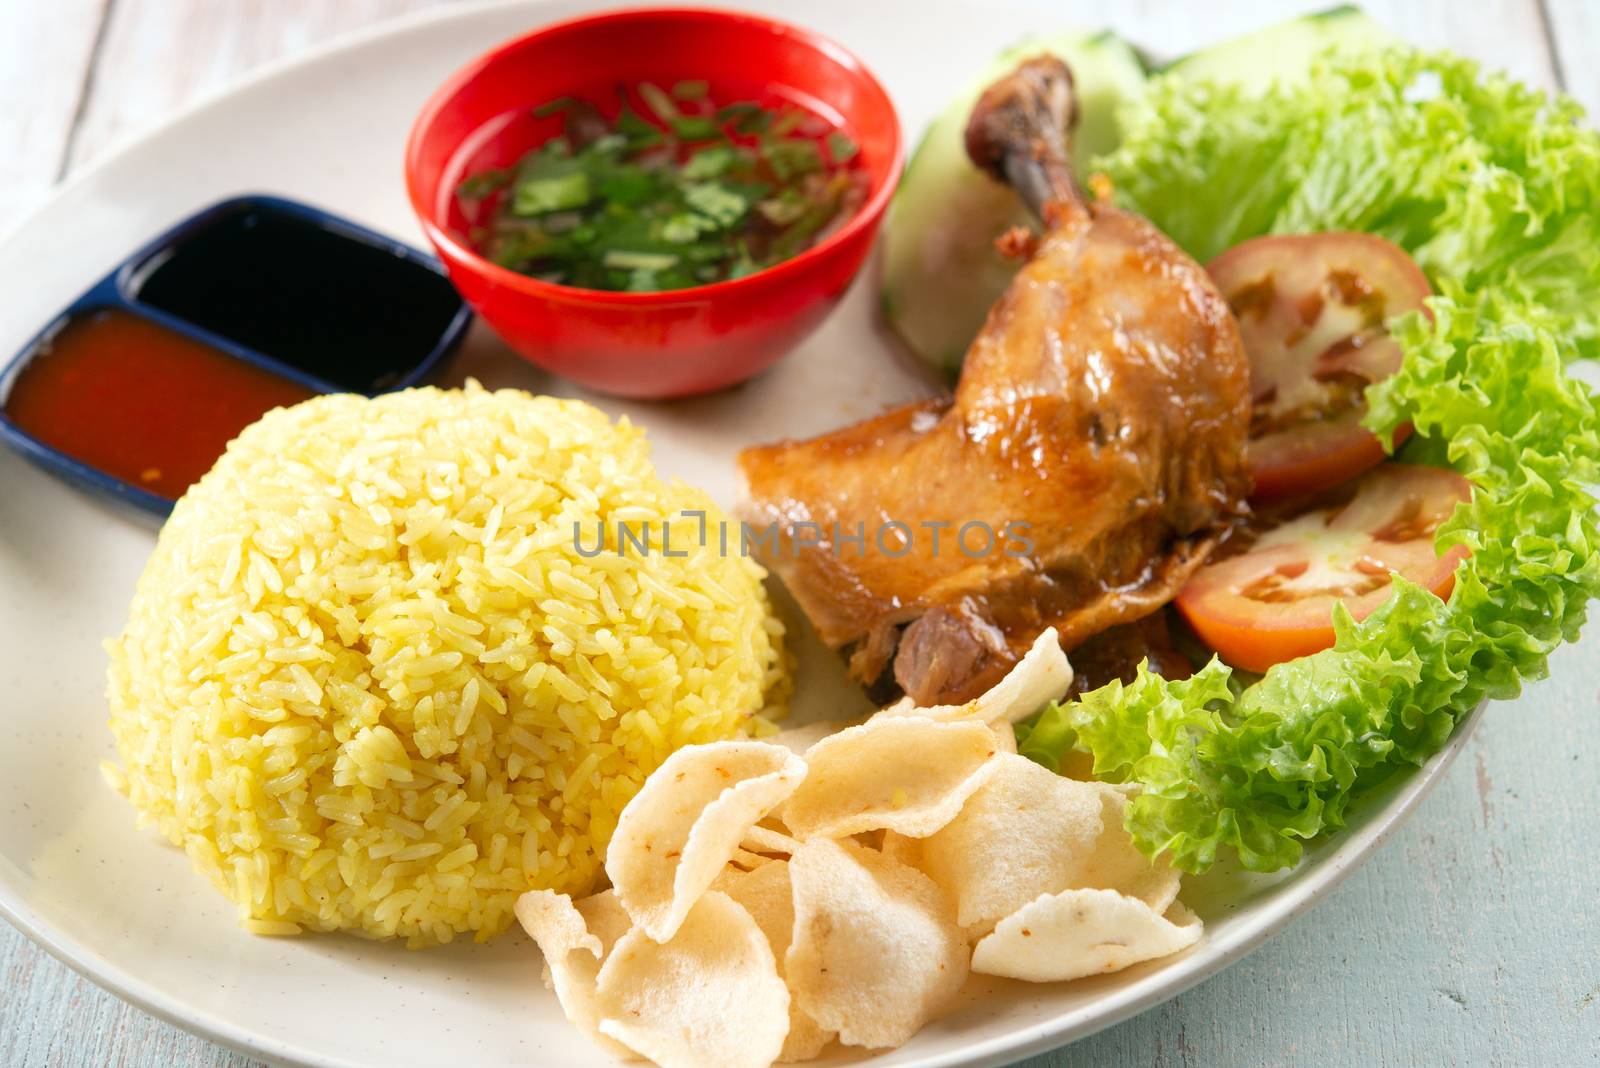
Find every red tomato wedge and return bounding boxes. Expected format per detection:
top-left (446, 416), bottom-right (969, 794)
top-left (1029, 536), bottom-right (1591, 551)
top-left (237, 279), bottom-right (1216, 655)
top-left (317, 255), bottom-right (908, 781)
top-left (1176, 464), bottom-right (1472, 674)
top-left (1207, 233), bottom-right (1432, 500)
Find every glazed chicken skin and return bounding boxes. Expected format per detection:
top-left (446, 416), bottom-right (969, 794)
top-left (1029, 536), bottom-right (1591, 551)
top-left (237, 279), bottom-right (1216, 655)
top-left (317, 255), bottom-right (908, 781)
top-left (738, 57), bottom-right (1252, 705)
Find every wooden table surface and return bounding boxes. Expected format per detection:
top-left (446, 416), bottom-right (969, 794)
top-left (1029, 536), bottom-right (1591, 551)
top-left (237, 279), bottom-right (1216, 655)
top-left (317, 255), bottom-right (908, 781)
top-left (2, 1), bottom-right (1598, 1065)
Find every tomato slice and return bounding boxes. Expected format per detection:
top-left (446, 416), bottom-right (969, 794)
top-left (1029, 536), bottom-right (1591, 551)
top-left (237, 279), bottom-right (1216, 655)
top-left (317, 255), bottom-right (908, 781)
top-left (1207, 233), bottom-right (1431, 500)
top-left (1175, 464), bottom-right (1471, 674)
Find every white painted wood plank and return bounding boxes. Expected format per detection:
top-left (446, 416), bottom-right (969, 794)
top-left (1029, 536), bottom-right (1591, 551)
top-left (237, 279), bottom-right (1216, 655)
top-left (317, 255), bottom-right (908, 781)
top-left (1341, 0), bottom-right (1560, 89)
top-left (0, 931), bottom-right (257, 1067)
top-left (0, 0), bottom-right (108, 229)
top-left (1545, 0), bottom-right (1599, 110)
top-left (66, 0), bottom-right (465, 171)
top-left (1083, 0), bottom-right (1561, 91)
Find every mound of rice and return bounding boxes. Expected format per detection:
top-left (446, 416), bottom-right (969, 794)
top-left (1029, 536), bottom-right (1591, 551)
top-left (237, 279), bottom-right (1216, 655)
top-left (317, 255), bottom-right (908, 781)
top-left (104, 383), bottom-right (787, 946)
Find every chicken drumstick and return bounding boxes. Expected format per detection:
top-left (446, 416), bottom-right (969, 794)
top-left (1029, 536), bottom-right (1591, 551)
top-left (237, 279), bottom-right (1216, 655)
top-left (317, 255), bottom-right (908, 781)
top-left (738, 56), bottom-right (1252, 704)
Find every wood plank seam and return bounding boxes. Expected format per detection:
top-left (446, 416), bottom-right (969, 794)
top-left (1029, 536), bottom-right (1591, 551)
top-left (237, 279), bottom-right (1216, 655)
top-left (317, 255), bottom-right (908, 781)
top-left (1535, 0), bottom-right (1571, 90)
top-left (55, 0), bottom-right (117, 183)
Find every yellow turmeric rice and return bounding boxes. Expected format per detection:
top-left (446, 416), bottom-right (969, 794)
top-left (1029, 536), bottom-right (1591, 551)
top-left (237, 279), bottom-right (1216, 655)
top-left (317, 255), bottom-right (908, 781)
top-left (104, 383), bottom-right (786, 946)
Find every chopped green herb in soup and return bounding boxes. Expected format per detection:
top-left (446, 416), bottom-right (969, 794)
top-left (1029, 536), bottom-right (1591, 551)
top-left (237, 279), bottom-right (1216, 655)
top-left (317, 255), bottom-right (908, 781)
top-left (456, 84), bottom-right (869, 292)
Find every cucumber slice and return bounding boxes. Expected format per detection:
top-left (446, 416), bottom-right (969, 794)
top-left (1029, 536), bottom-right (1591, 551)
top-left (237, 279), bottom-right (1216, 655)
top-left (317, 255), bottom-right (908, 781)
top-left (880, 30), bottom-right (1147, 377)
top-left (1160, 5), bottom-right (1393, 93)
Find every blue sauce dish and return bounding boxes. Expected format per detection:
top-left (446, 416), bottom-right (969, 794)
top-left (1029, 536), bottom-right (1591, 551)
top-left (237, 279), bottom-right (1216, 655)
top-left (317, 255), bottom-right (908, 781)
top-left (0, 194), bottom-right (473, 521)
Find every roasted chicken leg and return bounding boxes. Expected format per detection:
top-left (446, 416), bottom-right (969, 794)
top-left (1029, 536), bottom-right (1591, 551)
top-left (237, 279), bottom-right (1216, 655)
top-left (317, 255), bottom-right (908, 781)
top-left (738, 57), bottom-right (1252, 705)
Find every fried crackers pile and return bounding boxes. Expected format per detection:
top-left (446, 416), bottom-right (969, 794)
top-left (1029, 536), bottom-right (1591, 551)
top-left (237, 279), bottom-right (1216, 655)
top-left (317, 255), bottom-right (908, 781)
top-left (517, 631), bottom-right (1202, 1067)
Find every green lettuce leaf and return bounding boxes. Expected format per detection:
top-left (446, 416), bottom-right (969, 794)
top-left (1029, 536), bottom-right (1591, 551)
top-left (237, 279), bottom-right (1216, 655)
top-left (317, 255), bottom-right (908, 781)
top-left (1099, 47), bottom-right (1600, 354)
top-left (1015, 46), bottom-right (1600, 873)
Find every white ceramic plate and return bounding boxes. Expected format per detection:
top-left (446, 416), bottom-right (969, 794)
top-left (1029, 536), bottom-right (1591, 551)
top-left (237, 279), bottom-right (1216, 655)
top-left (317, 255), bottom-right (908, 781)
top-left (0, 2), bottom-right (1489, 1065)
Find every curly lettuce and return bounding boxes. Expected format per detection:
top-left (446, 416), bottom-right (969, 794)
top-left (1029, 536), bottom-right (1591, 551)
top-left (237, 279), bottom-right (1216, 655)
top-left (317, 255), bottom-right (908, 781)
top-left (1098, 47), bottom-right (1600, 354)
top-left (1016, 47), bottom-right (1600, 873)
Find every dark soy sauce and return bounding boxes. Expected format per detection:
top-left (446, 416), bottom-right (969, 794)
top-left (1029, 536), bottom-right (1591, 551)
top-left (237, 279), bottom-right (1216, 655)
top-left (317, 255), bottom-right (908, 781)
top-left (130, 203), bottom-right (464, 393)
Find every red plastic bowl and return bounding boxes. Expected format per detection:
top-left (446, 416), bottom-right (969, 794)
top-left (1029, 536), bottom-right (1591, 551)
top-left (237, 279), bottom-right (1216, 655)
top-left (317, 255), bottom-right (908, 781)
top-left (405, 7), bottom-right (902, 398)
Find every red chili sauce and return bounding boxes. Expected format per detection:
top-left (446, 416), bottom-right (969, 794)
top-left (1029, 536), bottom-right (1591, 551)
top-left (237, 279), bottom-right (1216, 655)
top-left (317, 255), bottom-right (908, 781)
top-left (3, 308), bottom-right (312, 500)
